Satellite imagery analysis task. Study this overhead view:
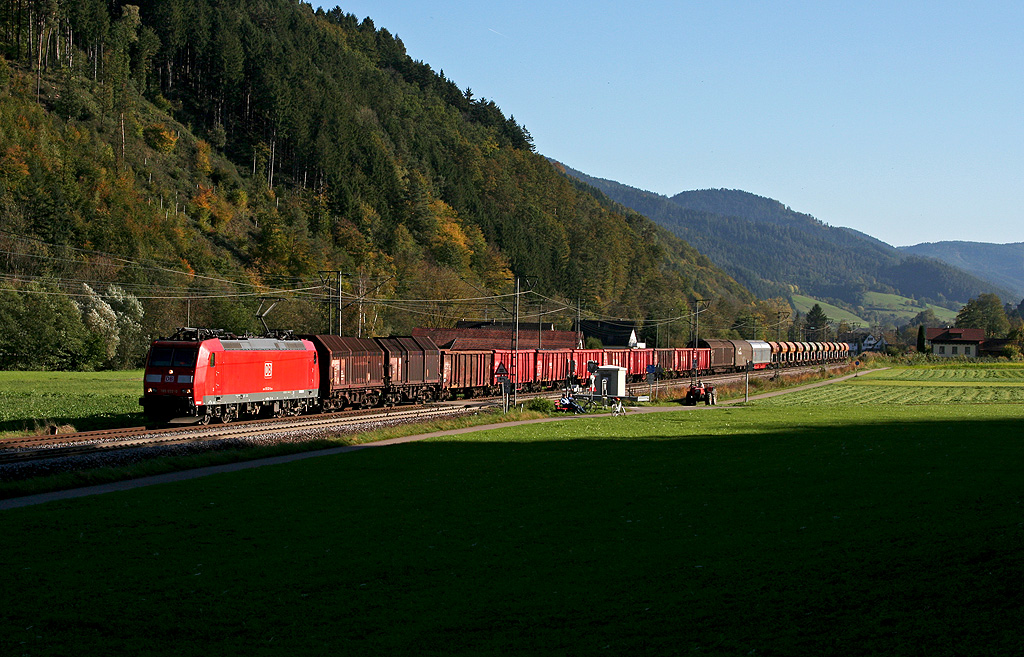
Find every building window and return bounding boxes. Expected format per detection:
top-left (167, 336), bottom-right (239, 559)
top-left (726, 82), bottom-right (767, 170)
top-left (939, 346), bottom-right (945, 354)
top-left (952, 346), bottom-right (958, 355)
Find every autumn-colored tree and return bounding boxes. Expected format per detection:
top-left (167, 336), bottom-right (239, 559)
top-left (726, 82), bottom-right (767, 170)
top-left (956, 293), bottom-right (1010, 338)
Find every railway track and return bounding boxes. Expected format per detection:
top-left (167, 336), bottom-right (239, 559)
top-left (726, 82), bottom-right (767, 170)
top-left (0, 402), bottom-right (486, 466)
top-left (0, 363), bottom-right (847, 471)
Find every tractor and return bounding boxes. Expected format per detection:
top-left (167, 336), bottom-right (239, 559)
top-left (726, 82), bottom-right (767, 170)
top-left (683, 380), bottom-right (717, 406)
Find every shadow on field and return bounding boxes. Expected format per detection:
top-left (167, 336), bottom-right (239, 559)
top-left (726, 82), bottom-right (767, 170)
top-left (2, 414), bottom-right (1022, 656)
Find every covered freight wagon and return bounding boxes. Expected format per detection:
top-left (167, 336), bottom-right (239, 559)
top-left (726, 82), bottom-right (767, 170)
top-left (748, 340), bottom-right (772, 369)
top-left (307, 335), bottom-right (385, 410)
top-left (698, 339), bottom-right (737, 373)
top-left (375, 336), bottom-right (442, 404)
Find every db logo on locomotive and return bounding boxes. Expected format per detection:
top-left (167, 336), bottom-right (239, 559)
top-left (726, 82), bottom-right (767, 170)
top-left (264, 362), bottom-right (273, 378)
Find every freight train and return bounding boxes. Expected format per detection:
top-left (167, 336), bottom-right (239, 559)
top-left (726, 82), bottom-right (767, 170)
top-left (140, 328), bottom-right (849, 423)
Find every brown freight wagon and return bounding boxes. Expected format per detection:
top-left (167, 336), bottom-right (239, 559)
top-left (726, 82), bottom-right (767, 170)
top-left (698, 339), bottom-right (737, 373)
top-left (307, 335), bottom-right (385, 410)
top-left (442, 349), bottom-right (493, 398)
top-left (375, 336), bottom-right (442, 405)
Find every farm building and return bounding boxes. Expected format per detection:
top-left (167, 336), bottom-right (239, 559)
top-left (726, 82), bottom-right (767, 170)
top-left (926, 328), bottom-right (984, 357)
top-left (840, 329), bottom-right (889, 354)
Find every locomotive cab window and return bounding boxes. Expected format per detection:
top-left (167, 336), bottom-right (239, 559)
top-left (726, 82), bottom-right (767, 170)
top-left (210, 353), bottom-right (216, 367)
top-left (149, 347), bottom-right (199, 368)
top-left (148, 347), bottom-right (174, 367)
top-left (172, 348), bottom-right (198, 367)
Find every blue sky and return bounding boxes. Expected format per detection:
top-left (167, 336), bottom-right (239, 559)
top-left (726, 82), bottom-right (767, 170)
top-left (314, 1), bottom-right (1023, 247)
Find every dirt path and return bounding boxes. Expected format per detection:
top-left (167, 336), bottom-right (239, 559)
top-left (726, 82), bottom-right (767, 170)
top-left (1, 368), bottom-right (885, 511)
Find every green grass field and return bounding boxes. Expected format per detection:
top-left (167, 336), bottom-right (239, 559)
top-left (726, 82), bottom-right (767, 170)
top-left (860, 291), bottom-right (959, 323)
top-left (2, 365), bottom-right (1023, 655)
top-left (0, 370), bottom-right (145, 436)
top-left (791, 292), bottom-right (958, 326)
top-left (791, 294), bottom-right (867, 324)
top-left (754, 365), bottom-right (1024, 405)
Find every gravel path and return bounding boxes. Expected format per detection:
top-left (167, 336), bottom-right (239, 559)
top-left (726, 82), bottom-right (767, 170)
top-left (0, 368), bottom-right (883, 511)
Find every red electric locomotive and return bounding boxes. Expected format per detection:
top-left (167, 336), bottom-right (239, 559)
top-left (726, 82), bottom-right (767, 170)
top-left (141, 328), bottom-right (319, 424)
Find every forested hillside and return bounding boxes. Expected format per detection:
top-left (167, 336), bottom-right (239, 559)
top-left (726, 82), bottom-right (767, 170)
top-left (560, 165), bottom-right (1011, 309)
top-left (900, 241), bottom-right (1024, 301)
top-left (0, 0), bottom-right (759, 369)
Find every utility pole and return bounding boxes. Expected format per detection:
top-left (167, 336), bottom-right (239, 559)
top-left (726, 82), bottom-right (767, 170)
top-left (692, 298), bottom-right (711, 346)
top-left (318, 270), bottom-right (344, 335)
top-left (357, 274), bottom-right (365, 338)
top-left (342, 268), bottom-right (350, 335)
top-left (513, 276), bottom-right (520, 408)
top-left (537, 298), bottom-right (542, 350)
top-left (577, 298), bottom-right (582, 348)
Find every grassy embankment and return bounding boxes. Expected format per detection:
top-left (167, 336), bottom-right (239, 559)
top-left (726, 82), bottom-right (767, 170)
top-left (2, 364), bottom-right (1023, 655)
top-left (0, 370), bottom-right (146, 437)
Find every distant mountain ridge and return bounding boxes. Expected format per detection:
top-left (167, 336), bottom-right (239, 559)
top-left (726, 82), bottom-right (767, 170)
top-left (899, 242), bottom-right (1024, 302)
top-left (557, 163), bottom-right (1011, 310)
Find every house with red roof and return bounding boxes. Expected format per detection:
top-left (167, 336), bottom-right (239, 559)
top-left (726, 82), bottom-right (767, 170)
top-left (925, 327), bottom-right (985, 357)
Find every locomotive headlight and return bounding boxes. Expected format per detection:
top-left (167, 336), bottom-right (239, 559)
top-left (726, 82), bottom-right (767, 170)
top-left (146, 387), bottom-right (154, 393)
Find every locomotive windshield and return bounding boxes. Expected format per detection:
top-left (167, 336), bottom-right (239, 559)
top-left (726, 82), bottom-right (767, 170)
top-left (148, 347), bottom-right (198, 368)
